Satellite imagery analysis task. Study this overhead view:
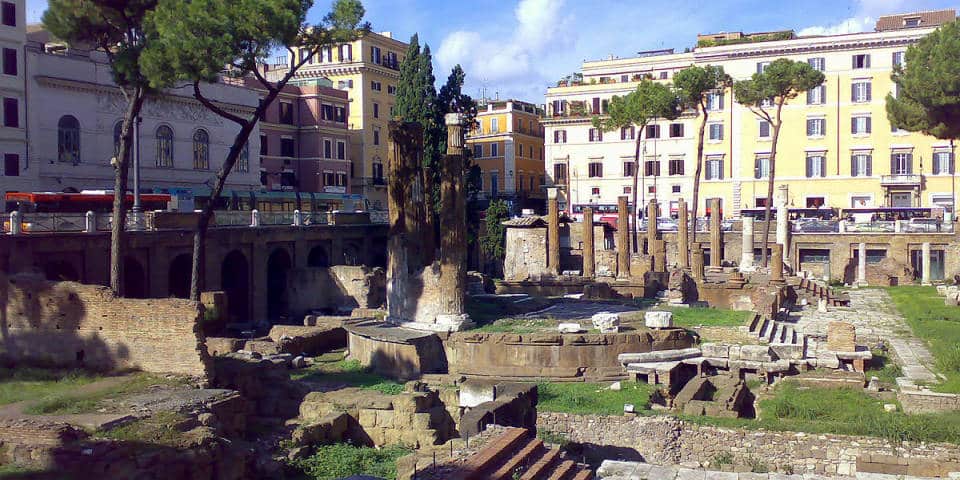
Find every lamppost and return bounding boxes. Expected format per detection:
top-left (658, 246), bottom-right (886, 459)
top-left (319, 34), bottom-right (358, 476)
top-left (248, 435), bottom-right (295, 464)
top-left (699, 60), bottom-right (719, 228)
top-left (130, 116), bottom-right (143, 230)
top-left (952, 139), bottom-right (956, 224)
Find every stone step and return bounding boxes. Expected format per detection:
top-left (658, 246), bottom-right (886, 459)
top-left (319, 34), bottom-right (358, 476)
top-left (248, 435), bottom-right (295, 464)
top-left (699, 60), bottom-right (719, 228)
top-left (518, 448), bottom-right (561, 480)
top-left (756, 317), bottom-right (770, 337)
top-left (546, 459), bottom-right (577, 480)
top-left (463, 427), bottom-right (529, 479)
top-left (618, 348), bottom-right (701, 365)
top-left (570, 468), bottom-right (593, 480)
top-left (489, 438), bottom-right (545, 480)
top-left (748, 314), bottom-right (762, 332)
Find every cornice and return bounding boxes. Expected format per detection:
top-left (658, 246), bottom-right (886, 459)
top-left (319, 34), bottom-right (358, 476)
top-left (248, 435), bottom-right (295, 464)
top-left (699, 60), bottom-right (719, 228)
top-left (34, 76), bottom-right (256, 114)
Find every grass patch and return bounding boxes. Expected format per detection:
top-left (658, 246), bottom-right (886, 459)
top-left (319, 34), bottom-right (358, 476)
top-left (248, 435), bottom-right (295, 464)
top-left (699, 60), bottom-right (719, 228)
top-left (471, 317), bottom-right (557, 333)
top-left (866, 350), bottom-right (902, 385)
top-left (289, 443), bottom-right (411, 480)
top-left (97, 411), bottom-right (188, 447)
top-left (536, 381), bottom-right (654, 415)
top-left (885, 286), bottom-right (960, 393)
top-left (666, 307), bottom-right (751, 328)
top-left (23, 373), bottom-right (191, 415)
top-left (292, 358), bottom-right (403, 395)
top-left (0, 368), bottom-right (100, 406)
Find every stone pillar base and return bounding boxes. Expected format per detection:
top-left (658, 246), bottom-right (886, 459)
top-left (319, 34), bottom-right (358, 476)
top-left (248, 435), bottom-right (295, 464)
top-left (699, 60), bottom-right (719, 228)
top-left (387, 314), bottom-right (474, 333)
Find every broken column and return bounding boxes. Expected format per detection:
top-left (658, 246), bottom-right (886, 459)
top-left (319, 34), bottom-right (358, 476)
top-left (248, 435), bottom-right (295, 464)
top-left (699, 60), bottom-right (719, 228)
top-left (547, 188), bottom-right (561, 275)
top-left (857, 242), bottom-right (868, 286)
top-left (775, 185), bottom-right (790, 266)
top-left (678, 198), bottom-right (689, 269)
top-left (691, 243), bottom-right (705, 281)
top-left (582, 206), bottom-right (595, 278)
top-left (770, 243), bottom-right (784, 284)
top-left (922, 242), bottom-right (931, 285)
top-left (617, 196), bottom-right (630, 277)
top-left (740, 216), bottom-right (754, 272)
top-left (435, 113), bottom-right (472, 328)
top-left (646, 199), bottom-right (658, 255)
top-left (709, 198), bottom-right (722, 267)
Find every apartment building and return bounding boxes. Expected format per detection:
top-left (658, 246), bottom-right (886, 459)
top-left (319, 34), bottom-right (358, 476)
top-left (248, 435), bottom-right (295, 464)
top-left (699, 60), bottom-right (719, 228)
top-left (268, 31), bottom-right (407, 211)
top-left (466, 99), bottom-right (546, 208)
top-left (544, 10), bottom-right (959, 219)
top-left (0, 0), bottom-right (25, 211)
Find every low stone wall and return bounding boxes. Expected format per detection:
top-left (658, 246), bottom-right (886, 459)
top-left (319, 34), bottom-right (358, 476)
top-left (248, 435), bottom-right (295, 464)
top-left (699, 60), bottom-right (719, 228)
top-left (0, 273), bottom-right (209, 377)
top-left (446, 329), bottom-right (693, 381)
top-left (287, 265), bottom-right (385, 318)
top-left (899, 389), bottom-right (960, 414)
top-left (537, 412), bottom-right (960, 477)
top-left (346, 320), bottom-right (448, 381)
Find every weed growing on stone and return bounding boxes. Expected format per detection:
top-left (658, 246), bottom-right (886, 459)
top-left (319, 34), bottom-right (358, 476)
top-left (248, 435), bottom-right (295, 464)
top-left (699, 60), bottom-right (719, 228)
top-left (288, 443), bottom-right (411, 480)
top-left (536, 429), bottom-right (570, 448)
top-left (711, 452), bottom-right (733, 466)
top-left (885, 286), bottom-right (960, 393)
top-left (97, 411), bottom-right (189, 447)
top-left (865, 350), bottom-right (902, 386)
top-left (536, 381), bottom-right (655, 415)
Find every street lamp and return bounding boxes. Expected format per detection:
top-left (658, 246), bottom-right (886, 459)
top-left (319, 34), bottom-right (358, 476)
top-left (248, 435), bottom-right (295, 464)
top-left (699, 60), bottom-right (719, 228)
top-left (952, 139), bottom-right (956, 223)
top-left (130, 116), bottom-right (143, 230)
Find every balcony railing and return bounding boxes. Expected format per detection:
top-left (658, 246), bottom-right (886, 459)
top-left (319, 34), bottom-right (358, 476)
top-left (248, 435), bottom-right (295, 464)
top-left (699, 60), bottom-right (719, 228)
top-left (880, 174), bottom-right (922, 186)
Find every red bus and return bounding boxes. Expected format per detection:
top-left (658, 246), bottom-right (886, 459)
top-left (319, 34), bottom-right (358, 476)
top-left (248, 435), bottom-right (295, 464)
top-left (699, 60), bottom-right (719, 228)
top-left (5, 191), bottom-right (171, 213)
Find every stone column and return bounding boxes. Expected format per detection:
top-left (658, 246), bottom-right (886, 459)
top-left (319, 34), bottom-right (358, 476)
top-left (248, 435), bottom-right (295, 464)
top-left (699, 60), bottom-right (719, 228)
top-left (385, 121), bottom-right (424, 324)
top-left (617, 196), bottom-right (630, 277)
top-left (709, 198), bottom-right (722, 267)
top-left (740, 216), bottom-right (754, 272)
top-left (857, 242), bottom-right (868, 286)
top-left (691, 243), bottom-right (705, 281)
top-left (646, 199), bottom-right (659, 256)
top-left (922, 242), bottom-right (932, 286)
top-left (436, 113), bottom-right (470, 326)
top-left (678, 198), bottom-right (689, 269)
top-left (770, 243), bottom-right (784, 284)
top-left (582, 206), bottom-right (595, 278)
top-left (547, 188), bottom-right (561, 275)
top-left (775, 185), bottom-right (790, 265)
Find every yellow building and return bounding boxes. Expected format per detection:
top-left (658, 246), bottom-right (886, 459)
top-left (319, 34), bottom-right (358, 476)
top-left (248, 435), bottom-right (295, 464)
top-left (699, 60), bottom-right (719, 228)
top-left (545, 10), bottom-right (959, 218)
top-left (466, 99), bottom-right (546, 208)
top-left (269, 31), bottom-right (408, 210)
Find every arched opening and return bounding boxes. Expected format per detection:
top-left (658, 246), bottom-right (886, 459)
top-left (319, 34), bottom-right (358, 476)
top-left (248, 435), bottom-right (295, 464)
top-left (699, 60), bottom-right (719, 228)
top-left (58, 115), bottom-right (81, 164)
top-left (307, 246), bottom-right (329, 268)
top-left (266, 248), bottom-right (292, 322)
top-left (371, 238), bottom-right (387, 269)
top-left (123, 257), bottom-right (147, 299)
top-left (343, 242), bottom-right (361, 266)
top-left (168, 254), bottom-right (192, 299)
top-left (221, 250), bottom-right (249, 323)
top-left (43, 260), bottom-right (80, 282)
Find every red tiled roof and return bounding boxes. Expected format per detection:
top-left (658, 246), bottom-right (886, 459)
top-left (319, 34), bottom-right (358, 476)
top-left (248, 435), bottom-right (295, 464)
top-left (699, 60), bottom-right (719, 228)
top-left (875, 9), bottom-right (957, 31)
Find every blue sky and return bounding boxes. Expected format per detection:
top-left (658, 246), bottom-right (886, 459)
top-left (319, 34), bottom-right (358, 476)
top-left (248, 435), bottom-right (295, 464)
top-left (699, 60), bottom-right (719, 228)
top-left (26, 0), bottom-right (960, 102)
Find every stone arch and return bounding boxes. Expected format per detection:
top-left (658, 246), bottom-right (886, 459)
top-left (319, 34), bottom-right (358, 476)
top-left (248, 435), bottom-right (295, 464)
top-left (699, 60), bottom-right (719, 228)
top-left (266, 248), bottom-right (292, 322)
top-left (221, 250), bottom-right (249, 323)
top-left (370, 238), bottom-right (387, 269)
top-left (307, 245), bottom-right (329, 268)
top-left (123, 256), bottom-right (148, 299)
top-left (168, 254), bottom-right (192, 299)
top-left (43, 260), bottom-right (80, 282)
top-left (343, 241), bottom-right (361, 266)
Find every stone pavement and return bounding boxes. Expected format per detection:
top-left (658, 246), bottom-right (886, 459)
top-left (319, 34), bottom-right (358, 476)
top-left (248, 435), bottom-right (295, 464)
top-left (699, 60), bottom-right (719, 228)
top-left (597, 460), bottom-right (957, 480)
top-left (793, 288), bottom-right (939, 385)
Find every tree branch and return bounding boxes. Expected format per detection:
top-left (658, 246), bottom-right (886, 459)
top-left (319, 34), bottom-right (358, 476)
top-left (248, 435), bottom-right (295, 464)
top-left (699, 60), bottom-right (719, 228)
top-left (193, 81), bottom-right (247, 126)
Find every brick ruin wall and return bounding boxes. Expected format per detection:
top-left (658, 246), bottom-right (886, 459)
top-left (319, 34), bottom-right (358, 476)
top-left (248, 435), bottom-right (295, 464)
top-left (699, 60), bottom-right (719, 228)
top-left (0, 273), bottom-right (209, 377)
top-left (286, 265), bottom-right (385, 319)
top-left (537, 412), bottom-right (960, 477)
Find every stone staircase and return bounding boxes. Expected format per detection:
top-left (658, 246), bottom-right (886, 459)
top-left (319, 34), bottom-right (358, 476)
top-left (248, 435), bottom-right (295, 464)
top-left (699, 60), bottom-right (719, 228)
top-left (460, 427), bottom-right (593, 480)
top-left (788, 277), bottom-right (850, 307)
top-left (747, 313), bottom-right (801, 345)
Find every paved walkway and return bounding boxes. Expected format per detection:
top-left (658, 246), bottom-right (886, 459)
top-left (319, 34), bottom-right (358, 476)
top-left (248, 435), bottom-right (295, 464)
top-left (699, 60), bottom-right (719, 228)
top-left (793, 288), bottom-right (939, 385)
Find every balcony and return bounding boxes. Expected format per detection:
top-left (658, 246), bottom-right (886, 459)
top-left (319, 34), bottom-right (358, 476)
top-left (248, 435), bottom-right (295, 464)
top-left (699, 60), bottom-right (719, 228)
top-left (881, 174), bottom-right (921, 186)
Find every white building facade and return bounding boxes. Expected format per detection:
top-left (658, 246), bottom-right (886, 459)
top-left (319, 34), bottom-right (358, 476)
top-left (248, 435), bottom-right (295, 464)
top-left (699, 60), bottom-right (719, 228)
top-left (0, 0), bottom-right (27, 206)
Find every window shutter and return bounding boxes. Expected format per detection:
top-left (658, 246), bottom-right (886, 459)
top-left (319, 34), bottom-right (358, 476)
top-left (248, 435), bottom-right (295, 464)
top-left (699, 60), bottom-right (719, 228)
top-left (806, 157), bottom-right (812, 178)
top-left (906, 154), bottom-right (913, 174)
top-left (718, 125), bottom-right (724, 140)
top-left (851, 84), bottom-right (856, 102)
top-left (754, 159), bottom-right (761, 179)
top-left (865, 117), bottom-right (872, 133)
top-left (934, 155), bottom-right (941, 175)
top-left (807, 89), bottom-right (813, 105)
top-left (820, 156), bottom-right (827, 177)
top-left (952, 153), bottom-right (956, 174)
top-left (757, 63), bottom-right (763, 74)
top-left (852, 56), bottom-right (856, 69)
top-left (718, 94), bottom-right (724, 110)
top-left (865, 55), bottom-right (871, 68)
top-left (851, 117), bottom-right (858, 134)
top-left (806, 119), bottom-right (814, 136)
top-left (865, 83), bottom-right (872, 101)
top-left (820, 85), bottom-right (827, 103)
top-left (866, 156), bottom-right (872, 176)
top-left (851, 155), bottom-right (857, 176)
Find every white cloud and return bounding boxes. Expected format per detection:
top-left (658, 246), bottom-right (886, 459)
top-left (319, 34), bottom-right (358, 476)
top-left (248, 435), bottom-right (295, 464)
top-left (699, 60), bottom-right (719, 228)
top-left (798, 16), bottom-right (875, 36)
top-left (798, 0), bottom-right (918, 36)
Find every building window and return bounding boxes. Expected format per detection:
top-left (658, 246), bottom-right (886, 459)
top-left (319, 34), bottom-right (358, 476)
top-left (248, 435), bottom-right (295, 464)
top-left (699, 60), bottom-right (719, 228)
top-left (3, 153), bottom-right (17, 176)
top-left (591, 187), bottom-right (601, 196)
top-left (933, 151), bottom-right (954, 175)
top-left (808, 57), bottom-right (825, 71)
top-left (280, 137), bottom-right (295, 157)
top-left (334, 140), bottom-right (345, 161)
top-left (279, 101), bottom-right (294, 124)
top-left (621, 126), bottom-right (635, 140)
top-left (387, 85), bottom-right (396, 95)
top-left (623, 161), bottom-right (635, 177)
top-left (706, 92), bottom-right (724, 111)
top-left (339, 44), bottom-right (353, 61)
top-left (851, 116), bottom-right (872, 135)
top-left (530, 176), bottom-right (535, 191)
top-left (756, 61), bottom-right (770, 73)
top-left (806, 155), bottom-right (826, 178)
top-left (259, 134), bottom-right (268, 155)
top-left (337, 80), bottom-right (353, 90)
top-left (473, 144), bottom-right (483, 158)
top-left (758, 120), bottom-right (770, 138)
top-left (799, 249), bottom-right (830, 263)
top-left (491, 143), bottom-right (499, 156)
top-left (669, 158), bottom-right (684, 176)
top-left (904, 17), bottom-right (921, 27)
top-left (323, 139), bottom-right (332, 158)
top-left (708, 123), bottom-right (723, 141)
top-left (193, 129), bottom-right (209, 170)
top-left (155, 125), bottom-right (173, 167)
top-left (754, 155), bottom-right (770, 179)
top-left (371, 81), bottom-right (381, 91)
top-left (852, 81), bottom-right (872, 103)
top-left (518, 144), bottom-right (524, 157)
top-left (623, 186), bottom-right (632, 194)
top-left (645, 124), bottom-right (660, 139)
top-left (588, 162), bottom-right (603, 178)
top-left (2, 48), bottom-right (15, 76)
top-left (893, 51), bottom-right (905, 68)
top-left (370, 46), bottom-right (381, 64)
top-left (806, 85), bottom-right (826, 105)
top-left (891, 152), bottom-right (913, 174)
top-left (2, 97), bottom-right (16, 127)
top-left (706, 158), bottom-right (723, 180)
top-left (669, 123), bottom-right (684, 138)
top-left (554, 163), bottom-right (567, 183)
top-left (373, 128), bottom-right (380, 146)
top-left (237, 142), bottom-right (249, 172)
top-left (806, 117), bottom-right (826, 137)
top-left (373, 102), bottom-right (379, 118)
top-left (491, 118), bottom-right (499, 133)
top-left (372, 162), bottom-right (384, 181)
top-left (851, 153), bottom-right (872, 177)
top-left (553, 129), bottom-right (567, 143)
top-left (113, 121), bottom-right (123, 157)
top-left (672, 185), bottom-right (681, 194)
top-left (490, 173), bottom-right (499, 196)
top-left (299, 48), bottom-right (312, 64)
top-left (659, 71), bottom-right (668, 80)
top-left (1, 2), bottom-right (14, 27)
top-left (852, 54), bottom-right (871, 69)
top-left (589, 128), bottom-right (603, 142)
top-left (644, 159), bottom-right (660, 176)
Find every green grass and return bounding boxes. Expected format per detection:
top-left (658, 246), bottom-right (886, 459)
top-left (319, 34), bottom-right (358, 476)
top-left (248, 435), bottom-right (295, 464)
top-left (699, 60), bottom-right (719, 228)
top-left (666, 307), bottom-right (751, 328)
top-left (288, 443), bottom-right (412, 480)
top-left (536, 381), bottom-right (655, 415)
top-left (471, 317), bottom-right (558, 333)
top-left (866, 350), bottom-right (903, 386)
top-left (0, 368), bottom-right (100, 406)
top-left (23, 373), bottom-right (191, 415)
top-left (291, 358), bottom-right (404, 395)
top-left (885, 286), bottom-right (960, 393)
top-left (97, 411), bottom-right (189, 447)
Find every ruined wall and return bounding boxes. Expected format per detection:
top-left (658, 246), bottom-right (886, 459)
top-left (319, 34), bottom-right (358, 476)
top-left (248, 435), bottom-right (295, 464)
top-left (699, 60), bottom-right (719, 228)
top-left (898, 389), bottom-right (960, 414)
top-left (287, 265), bottom-right (385, 318)
top-left (537, 413), bottom-right (960, 477)
top-left (346, 322), bottom-right (447, 381)
top-left (0, 273), bottom-right (209, 376)
top-left (503, 227), bottom-right (548, 281)
top-left (445, 330), bottom-right (692, 381)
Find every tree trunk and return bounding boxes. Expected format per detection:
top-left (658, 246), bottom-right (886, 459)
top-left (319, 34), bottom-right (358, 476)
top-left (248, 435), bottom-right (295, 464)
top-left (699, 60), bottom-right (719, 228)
top-left (690, 105), bottom-right (708, 263)
top-left (631, 134), bottom-right (642, 254)
top-left (760, 105), bottom-right (784, 268)
top-left (109, 87), bottom-right (146, 296)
